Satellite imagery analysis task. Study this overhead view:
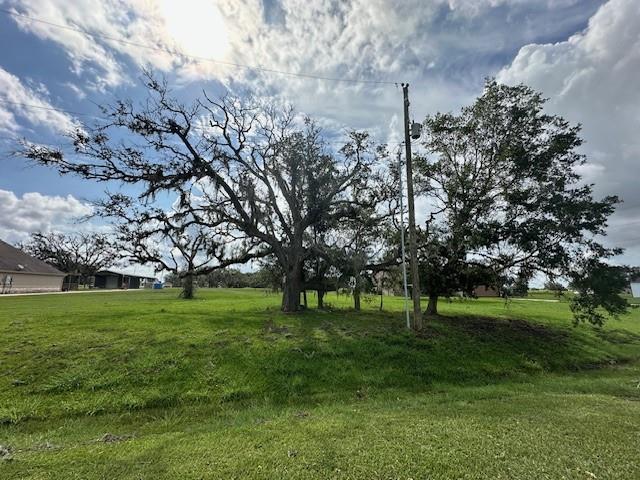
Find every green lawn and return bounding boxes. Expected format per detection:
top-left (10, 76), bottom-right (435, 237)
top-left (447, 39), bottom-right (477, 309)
top-left (1, 289), bottom-right (639, 479)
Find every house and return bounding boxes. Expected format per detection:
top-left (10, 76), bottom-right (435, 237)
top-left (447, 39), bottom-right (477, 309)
top-left (93, 270), bottom-right (156, 290)
top-left (0, 239), bottom-right (66, 294)
top-left (473, 285), bottom-right (500, 297)
top-left (630, 276), bottom-right (640, 298)
top-left (372, 271), bottom-right (399, 296)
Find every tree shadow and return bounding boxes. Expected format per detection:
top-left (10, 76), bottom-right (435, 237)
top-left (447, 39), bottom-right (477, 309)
top-left (7, 306), bottom-right (638, 424)
top-left (594, 328), bottom-right (640, 345)
top-left (233, 309), bottom-right (629, 407)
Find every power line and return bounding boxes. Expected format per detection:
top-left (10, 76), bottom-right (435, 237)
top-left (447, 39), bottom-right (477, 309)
top-left (0, 98), bottom-right (403, 146)
top-left (0, 8), bottom-right (398, 86)
top-left (0, 99), bottom-right (98, 119)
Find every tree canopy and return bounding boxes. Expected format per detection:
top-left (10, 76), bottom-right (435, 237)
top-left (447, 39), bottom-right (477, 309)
top-left (414, 79), bottom-right (627, 323)
top-left (17, 75), bottom-right (628, 325)
top-left (20, 232), bottom-right (119, 282)
top-left (19, 74), bottom-right (391, 311)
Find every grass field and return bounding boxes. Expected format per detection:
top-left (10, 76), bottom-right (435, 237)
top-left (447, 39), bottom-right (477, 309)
top-left (1, 288), bottom-right (639, 479)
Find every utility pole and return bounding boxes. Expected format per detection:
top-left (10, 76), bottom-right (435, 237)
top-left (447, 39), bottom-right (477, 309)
top-left (397, 148), bottom-right (410, 330)
top-left (402, 83), bottom-right (422, 330)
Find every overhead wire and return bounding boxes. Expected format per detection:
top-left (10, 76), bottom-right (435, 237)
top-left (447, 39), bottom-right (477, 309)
top-left (0, 98), bottom-right (404, 147)
top-left (0, 99), bottom-right (99, 119)
top-left (0, 8), bottom-right (398, 86)
top-left (0, 9), bottom-right (407, 150)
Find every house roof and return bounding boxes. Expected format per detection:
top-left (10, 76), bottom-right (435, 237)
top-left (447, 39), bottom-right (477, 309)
top-left (0, 239), bottom-right (65, 276)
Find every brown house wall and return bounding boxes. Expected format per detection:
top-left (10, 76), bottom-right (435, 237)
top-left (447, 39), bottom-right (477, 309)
top-left (474, 285), bottom-right (500, 297)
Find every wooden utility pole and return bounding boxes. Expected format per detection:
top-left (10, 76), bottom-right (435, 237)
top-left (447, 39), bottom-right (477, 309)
top-left (402, 83), bottom-right (422, 330)
top-left (397, 148), bottom-right (411, 330)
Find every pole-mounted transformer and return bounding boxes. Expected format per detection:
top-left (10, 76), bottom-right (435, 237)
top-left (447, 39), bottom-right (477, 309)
top-left (410, 121), bottom-right (422, 140)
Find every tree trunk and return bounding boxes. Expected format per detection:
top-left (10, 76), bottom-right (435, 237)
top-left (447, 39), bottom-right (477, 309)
top-left (426, 294), bottom-right (438, 316)
top-left (281, 264), bottom-right (302, 312)
top-left (353, 287), bottom-right (361, 311)
top-left (303, 290), bottom-right (308, 309)
top-left (317, 289), bottom-right (324, 309)
top-left (379, 291), bottom-right (383, 311)
top-left (181, 273), bottom-right (194, 299)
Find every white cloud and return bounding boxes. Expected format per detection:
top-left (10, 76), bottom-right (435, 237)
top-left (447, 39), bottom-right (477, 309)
top-left (5, 0), bottom-right (128, 90)
top-left (63, 82), bottom-right (87, 100)
top-left (3, 1), bottom-right (592, 96)
top-left (6, 0), bottom-right (636, 264)
top-left (0, 189), bottom-right (93, 243)
top-left (497, 0), bottom-right (640, 264)
top-left (0, 0), bottom-right (602, 159)
top-left (0, 67), bottom-right (79, 134)
top-left (0, 189), bottom-right (160, 277)
top-left (2, 0), bottom-right (234, 90)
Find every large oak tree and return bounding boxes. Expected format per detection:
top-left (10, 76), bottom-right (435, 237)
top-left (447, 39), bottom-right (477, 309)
top-left (19, 75), bottom-right (379, 311)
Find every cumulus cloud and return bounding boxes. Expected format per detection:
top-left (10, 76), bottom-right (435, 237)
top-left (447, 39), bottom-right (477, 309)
top-left (63, 82), bottom-right (87, 100)
top-left (0, 67), bottom-right (80, 134)
top-left (0, 189), bottom-right (93, 244)
top-left (2, 0), bottom-right (235, 90)
top-left (0, 189), bottom-right (163, 277)
top-left (2, 1), bottom-right (601, 124)
top-left (497, 0), bottom-right (640, 264)
top-left (4, 0), bottom-right (635, 265)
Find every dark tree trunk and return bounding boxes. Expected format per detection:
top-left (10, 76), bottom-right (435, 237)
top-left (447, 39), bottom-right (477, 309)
top-left (426, 294), bottom-right (438, 316)
top-left (353, 287), bottom-right (361, 311)
top-left (282, 263), bottom-right (302, 312)
top-left (317, 289), bottom-right (325, 309)
top-left (181, 273), bottom-right (195, 299)
top-left (303, 290), bottom-right (308, 309)
top-left (379, 291), bottom-right (383, 311)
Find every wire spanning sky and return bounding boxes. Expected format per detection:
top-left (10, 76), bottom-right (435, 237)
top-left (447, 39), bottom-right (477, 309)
top-left (0, 0), bottom-right (639, 268)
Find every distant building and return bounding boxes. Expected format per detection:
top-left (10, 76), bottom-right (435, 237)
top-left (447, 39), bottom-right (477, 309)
top-left (473, 285), bottom-right (500, 297)
top-left (93, 270), bottom-right (156, 290)
top-left (0, 239), bottom-right (65, 294)
top-left (372, 271), bottom-right (398, 296)
top-left (630, 276), bottom-right (640, 298)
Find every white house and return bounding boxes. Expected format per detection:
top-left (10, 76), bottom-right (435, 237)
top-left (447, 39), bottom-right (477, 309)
top-left (631, 277), bottom-right (640, 298)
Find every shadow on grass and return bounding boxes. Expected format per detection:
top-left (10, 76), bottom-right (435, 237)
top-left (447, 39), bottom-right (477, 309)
top-left (231, 309), bottom-right (639, 407)
top-left (594, 328), bottom-right (640, 345)
top-left (3, 306), bottom-right (639, 424)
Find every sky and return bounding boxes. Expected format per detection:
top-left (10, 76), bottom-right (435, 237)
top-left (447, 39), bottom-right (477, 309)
top-left (0, 0), bottom-right (639, 273)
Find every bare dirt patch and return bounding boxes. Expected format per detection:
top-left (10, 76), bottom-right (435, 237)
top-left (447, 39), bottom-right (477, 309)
top-left (96, 433), bottom-right (133, 444)
top-left (263, 319), bottom-right (290, 335)
top-left (0, 444), bottom-right (13, 461)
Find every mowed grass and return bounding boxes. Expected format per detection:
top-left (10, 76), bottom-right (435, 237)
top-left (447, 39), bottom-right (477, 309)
top-left (1, 288), bottom-right (639, 479)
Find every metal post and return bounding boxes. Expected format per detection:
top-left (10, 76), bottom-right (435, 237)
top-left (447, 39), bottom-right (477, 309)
top-left (398, 148), bottom-right (411, 329)
top-left (402, 83), bottom-right (422, 330)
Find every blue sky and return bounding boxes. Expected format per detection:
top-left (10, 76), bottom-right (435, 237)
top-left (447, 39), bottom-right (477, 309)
top-left (1, 0), bottom-right (639, 267)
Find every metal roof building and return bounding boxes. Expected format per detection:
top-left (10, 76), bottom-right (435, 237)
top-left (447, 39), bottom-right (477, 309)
top-left (94, 270), bottom-right (156, 290)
